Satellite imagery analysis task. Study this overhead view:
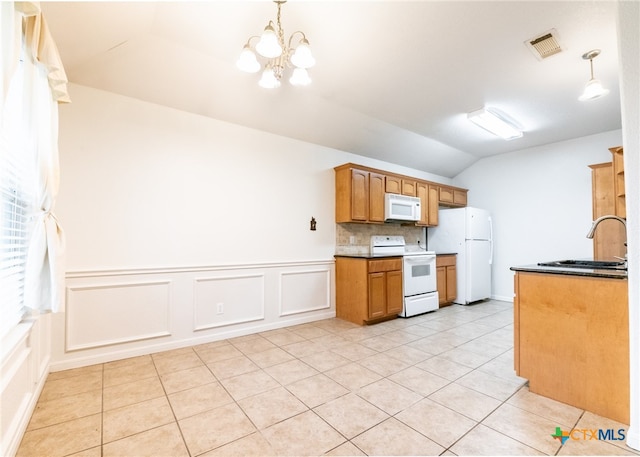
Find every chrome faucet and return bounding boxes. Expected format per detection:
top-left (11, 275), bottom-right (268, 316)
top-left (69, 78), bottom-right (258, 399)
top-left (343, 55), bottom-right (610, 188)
top-left (586, 214), bottom-right (628, 264)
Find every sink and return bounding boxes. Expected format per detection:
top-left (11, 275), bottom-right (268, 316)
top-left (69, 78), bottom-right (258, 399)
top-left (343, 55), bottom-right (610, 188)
top-left (537, 259), bottom-right (627, 270)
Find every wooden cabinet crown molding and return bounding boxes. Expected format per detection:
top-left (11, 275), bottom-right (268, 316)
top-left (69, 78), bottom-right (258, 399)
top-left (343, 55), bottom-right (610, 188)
top-left (334, 163), bottom-right (468, 197)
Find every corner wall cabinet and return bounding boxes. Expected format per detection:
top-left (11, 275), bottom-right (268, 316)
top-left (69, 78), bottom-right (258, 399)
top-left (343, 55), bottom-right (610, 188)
top-left (334, 163), bottom-right (467, 226)
top-left (588, 146), bottom-right (625, 260)
top-left (335, 256), bottom-right (402, 325)
top-left (436, 254), bottom-right (457, 306)
top-left (610, 146), bottom-right (625, 218)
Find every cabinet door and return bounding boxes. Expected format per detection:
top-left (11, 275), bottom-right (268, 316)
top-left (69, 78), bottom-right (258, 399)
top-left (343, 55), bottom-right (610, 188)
top-left (436, 266), bottom-right (446, 305)
top-left (402, 180), bottom-right (416, 196)
top-left (385, 176), bottom-right (402, 194)
top-left (351, 169), bottom-right (369, 221)
top-left (428, 186), bottom-right (439, 226)
top-left (386, 270), bottom-right (403, 315)
top-left (446, 265), bottom-right (457, 302)
top-left (453, 189), bottom-right (467, 206)
top-left (439, 186), bottom-right (454, 204)
top-left (416, 182), bottom-right (429, 226)
top-left (368, 272), bottom-right (386, 319)
top-left (369, 172), bottom-right (386, 222)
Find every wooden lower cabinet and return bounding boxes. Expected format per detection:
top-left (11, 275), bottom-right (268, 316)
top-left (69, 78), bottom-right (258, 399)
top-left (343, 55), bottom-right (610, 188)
top-left (436, 254), bottom-right (456, 306)
top-left (514, 271), bottom-right (629, 424)
top-left (336, 256), bottom-right (403, 325)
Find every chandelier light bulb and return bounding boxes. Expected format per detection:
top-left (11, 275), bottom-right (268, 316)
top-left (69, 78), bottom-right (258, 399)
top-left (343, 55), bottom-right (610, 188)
top-left (255, 24), bottom-right (282, 58)
top-left (289, 67), bottom-right (311, 86)
top-left (258, 68), bottom-right (281, 89)
top-left (236, 46), bottom-right (261, 73)
top-left (290, 40), bottom-right (315, 69)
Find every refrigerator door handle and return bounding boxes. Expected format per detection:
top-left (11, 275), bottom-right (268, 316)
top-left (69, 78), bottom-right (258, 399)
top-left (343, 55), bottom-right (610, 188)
top-left (488, 216), bottom-right (494, 265)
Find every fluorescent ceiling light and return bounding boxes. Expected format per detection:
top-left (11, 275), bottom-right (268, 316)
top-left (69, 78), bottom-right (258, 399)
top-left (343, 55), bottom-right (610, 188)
top-left (467, 108), bottom-right (523, 140)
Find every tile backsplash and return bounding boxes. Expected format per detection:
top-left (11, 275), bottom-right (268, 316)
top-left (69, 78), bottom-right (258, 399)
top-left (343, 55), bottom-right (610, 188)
top-left (336, 223), bottom-right (425, 254)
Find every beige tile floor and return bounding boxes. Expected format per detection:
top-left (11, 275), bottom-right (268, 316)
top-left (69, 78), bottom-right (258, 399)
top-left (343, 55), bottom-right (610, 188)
top-left (17, 300), bottom-right (640, 457)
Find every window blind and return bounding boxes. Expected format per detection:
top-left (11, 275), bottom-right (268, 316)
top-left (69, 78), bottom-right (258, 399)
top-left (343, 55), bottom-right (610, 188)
top-left (0, 59), bottom-right (34, 339)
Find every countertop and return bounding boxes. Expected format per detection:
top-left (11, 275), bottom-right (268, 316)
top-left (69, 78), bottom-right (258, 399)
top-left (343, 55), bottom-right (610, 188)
top-left (334, 249), bottom-right (455, 259)
top-left (334, 253), bottom-right (402, 259)
top-left (510, 263), bottom-right (628, 280)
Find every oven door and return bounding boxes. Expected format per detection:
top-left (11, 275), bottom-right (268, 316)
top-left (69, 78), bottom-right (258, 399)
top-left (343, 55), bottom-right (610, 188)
top-left (403, 254), bottom-right (437, 296)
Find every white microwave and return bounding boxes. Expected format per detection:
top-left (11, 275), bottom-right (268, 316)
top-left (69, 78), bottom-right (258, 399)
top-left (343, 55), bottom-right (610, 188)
top-left (384, 193), bottom-right (421, 221)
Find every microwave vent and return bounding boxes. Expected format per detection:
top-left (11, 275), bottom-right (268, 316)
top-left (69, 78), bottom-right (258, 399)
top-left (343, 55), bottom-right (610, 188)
top-left (526, 29), bottom-right (563, 60)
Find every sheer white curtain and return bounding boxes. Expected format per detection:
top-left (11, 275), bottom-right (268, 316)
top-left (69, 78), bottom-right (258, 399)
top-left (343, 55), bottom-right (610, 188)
top-left (21, 47), bottom-right (65, 313)
top-left (1, 2), bottom-right (69, 326)
top-left (20, 3), bottom-right (68, 314)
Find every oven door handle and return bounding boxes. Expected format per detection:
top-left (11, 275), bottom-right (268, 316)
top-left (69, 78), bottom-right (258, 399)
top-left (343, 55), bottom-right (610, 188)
top-left (404, 255), bottom-right (436, 264)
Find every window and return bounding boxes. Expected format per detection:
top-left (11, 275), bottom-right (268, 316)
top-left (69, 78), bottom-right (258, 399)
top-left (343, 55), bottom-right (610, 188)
top-left (0, 57), bottom-right (35, 339)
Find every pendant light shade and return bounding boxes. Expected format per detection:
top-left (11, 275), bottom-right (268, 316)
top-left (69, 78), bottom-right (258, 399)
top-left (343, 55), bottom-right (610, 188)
top-left (578, 49), bottom-right (609, 101)
top-left (289, 67), bottom-right (311, 86)
top-left (258, 68), bottom-right (281, 89)
top-left (236, 45), bottom-right (261, 73)
top-left (256, 23), bottom-right (282, 58)
top-left (290, 39), bottom-right (315, 69)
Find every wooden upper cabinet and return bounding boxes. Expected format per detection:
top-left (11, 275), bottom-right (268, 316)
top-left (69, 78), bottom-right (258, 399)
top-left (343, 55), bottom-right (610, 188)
top-left (350, 169), bottom-right (369, 222)
top-left (453, 189), bottom-right (467, 206)
top-left (416, 182), bottom-right (439, 227)
top-left (385, 176), bottom-right (402, 194)
top-left (335, 163), bottom-right (468, 225)
top-left (428, 185), bottom-right (439, 225)
top-left (610, 146), bottom-right (625, 218)
top-left (438, 185), bottom-right (468, 207)
top-left (416, 182), bottom-right (429, 226)
top-left (369, 172), bottom-right (386, 222)
top-left (401, 179), bottom-right (416, 196)
top-left (335, 165), bottom-right (386, 223)
top-left (589, 158), bottom-right (625, 260)
top-left (439, 186), bottom-right (454, 204)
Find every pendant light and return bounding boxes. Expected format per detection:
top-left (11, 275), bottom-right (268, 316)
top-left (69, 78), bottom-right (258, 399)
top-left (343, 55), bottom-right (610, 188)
top-left (578, 49), bottom-right (609, 101)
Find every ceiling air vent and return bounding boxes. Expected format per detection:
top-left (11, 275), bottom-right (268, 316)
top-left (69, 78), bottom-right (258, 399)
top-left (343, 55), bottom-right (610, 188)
top-left (526, 29), bottom-right (563, 60)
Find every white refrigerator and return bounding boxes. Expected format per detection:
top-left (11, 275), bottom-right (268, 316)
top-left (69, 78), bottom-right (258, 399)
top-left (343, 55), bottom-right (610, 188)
top-left (427, 207), bottom-right (493, 305)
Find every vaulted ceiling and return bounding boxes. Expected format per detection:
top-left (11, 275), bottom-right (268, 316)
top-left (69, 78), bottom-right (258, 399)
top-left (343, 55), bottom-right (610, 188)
top-left (41, 1), bottom-right (621, 177)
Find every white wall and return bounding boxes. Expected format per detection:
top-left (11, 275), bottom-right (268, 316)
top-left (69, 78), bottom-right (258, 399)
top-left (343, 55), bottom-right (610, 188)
top-left (57, 84), bottom-right (450, 271)
top-left (51, 83), bottom-right (452, 370)
top-left (451, 129), bottom-right (623, 301)
top-left (617, 0), bottom-right (639, 449)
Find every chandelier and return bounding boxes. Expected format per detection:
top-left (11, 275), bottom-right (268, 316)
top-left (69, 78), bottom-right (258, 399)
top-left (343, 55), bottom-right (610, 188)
top-left (236, 0), bottom-right (315, 89)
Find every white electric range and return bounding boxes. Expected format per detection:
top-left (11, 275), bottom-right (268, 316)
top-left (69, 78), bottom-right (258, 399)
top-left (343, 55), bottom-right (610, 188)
top-left (370, 236), bottom-right (439, 317)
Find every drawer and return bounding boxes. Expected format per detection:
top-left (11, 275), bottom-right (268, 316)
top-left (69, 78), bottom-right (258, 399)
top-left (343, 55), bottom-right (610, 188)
top-left (368, 258), bottom-right (402, 273)
top-left (436, 255), bottom-right (456, 267)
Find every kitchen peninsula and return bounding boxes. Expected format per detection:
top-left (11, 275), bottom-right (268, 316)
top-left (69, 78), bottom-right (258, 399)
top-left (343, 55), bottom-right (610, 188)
top-left (510, 263), bottom-right (629, 424)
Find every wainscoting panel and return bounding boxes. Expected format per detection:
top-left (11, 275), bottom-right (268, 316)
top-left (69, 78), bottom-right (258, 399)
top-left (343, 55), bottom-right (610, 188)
top-left (1, 316), bottom-right (50, 457)
top-left (193, 274), bottom-right (265, 330)
top-left (66, 280), bottom-right (172, 351)
top-left (53, 260), bottom-right (335, 371)
top-left (280, 268), bottom-right (331, 316)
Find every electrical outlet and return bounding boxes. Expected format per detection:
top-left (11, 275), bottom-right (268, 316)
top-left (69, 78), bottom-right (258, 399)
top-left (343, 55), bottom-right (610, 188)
top-left (349, 236), bottom-right (356, 245)
top-left (216, 303), bottom-right (224, 314)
